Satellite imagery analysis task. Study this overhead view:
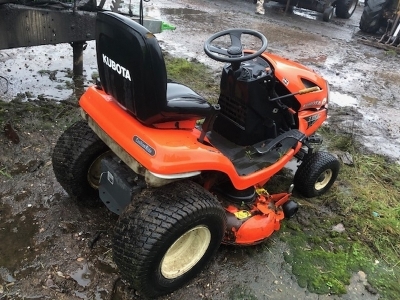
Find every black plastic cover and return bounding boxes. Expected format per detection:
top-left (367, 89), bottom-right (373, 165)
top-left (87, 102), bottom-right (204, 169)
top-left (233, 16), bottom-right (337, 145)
top-left (99, 155), bottom-right (144, 215)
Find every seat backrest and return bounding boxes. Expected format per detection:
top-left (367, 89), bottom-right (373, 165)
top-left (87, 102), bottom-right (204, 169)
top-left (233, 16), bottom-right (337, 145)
top-left (96, 12), bottom-right (167, 124)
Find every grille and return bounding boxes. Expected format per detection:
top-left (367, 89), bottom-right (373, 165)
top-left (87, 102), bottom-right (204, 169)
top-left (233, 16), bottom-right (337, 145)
top-left (218, 94), bottom-right (246, 127)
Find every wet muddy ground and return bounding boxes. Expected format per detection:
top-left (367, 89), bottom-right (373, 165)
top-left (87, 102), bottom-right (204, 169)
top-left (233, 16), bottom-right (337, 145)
top-left (0, 0), bottom-right (399, 299)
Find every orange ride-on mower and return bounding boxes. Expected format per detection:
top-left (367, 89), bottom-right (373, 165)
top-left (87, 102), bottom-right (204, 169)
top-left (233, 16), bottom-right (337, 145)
top-left (52, 12), bottom-right (340, 299)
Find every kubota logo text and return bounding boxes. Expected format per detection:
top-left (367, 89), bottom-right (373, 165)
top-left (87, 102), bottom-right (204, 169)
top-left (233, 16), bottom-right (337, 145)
top-left (102, 54), bottom-right (131, 81)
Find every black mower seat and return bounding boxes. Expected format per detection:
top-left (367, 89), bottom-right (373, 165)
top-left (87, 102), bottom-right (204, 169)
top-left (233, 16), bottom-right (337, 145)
top-left (96, 12), bottom-right (212, 125)
top-left (165, 82), bottom-right (212, 119)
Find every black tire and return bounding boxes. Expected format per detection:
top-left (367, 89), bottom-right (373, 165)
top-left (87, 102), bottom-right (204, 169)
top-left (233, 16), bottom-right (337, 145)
top-left (323, 6), bottom-right (334, 22)
top-left (335, 0), bottom-right (358, 19)
top-left (294, 151), bottom-right (340, 198)
top-left (52, 120), bottom-right (109, 204)
top-left (112, 180), bottom-right (227, 299)
top-left (359, 0), bottom-right (388, 33)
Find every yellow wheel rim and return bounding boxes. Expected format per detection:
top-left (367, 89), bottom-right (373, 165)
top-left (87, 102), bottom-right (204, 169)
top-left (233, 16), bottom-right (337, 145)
top-left (87, 151), bottom-right (110, 189)
top-left (161, 225), bottom-right (211, 279)
top-left (315, 169), bottom-right (333, 191)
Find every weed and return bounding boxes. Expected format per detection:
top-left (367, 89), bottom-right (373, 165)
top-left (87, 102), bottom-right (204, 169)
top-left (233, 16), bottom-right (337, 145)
top-left (384, 50), bottom-right (397, 56)
top-left (281, 128), bottom-right (400, 299)
top-left (0, 168), bottom-right (12, 179)
top-left (38, 69), bottom-right (51, 76)
top-left (91, 71), bottom-right (99, 82)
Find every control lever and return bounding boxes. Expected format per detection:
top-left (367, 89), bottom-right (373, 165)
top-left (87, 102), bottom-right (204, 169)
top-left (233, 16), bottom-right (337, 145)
top-left (269, 86), bottom-right (320, 102)
top-left (270, 86), bottom-right (320, 126)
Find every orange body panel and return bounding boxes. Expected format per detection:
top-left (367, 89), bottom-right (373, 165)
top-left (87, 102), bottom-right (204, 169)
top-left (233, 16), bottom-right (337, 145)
top-left (298, 109), bottom-right (327, 136)
top-left (259, 52), bottom-right (329, 110)
top-left (80, 86), bottom-right (303, 190)
top-left (80, 51), bottom-right (328, 191)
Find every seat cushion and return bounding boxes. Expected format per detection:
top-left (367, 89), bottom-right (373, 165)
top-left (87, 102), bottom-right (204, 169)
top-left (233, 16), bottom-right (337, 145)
top-left (163, 82), bottom-right (212, 119)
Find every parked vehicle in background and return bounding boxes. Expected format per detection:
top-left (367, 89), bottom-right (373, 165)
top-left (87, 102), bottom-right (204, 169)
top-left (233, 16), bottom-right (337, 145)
top-left (258, 0), bottom-right (359, 21)
top-left (359, 0), bottom-right (400, 50)
top-left (359, 0), bottom-right (399, 34)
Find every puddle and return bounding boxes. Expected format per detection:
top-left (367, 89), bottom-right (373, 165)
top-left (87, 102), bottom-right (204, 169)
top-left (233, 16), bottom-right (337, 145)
top-left (94, 259), bottom-right (118, 274)
top-left (72, 288), bottom-right (108, 300)
top-left (160, 8), bottom-right (205, 15)
top-left (330, 91), bottom-right (359, 107)
top-left (0, 42), bottom-right (97, 101)
top-left (70, 263), bottom-right (92, 287)
top-left (284, 158), bottom-right (300, 174)
top-left (293, 8), bottom-right (318, 20)
top-left (10, 160), bottom-right (45, 176)
top-left (0, 267), bottom-right (16, 283)
top-left (95, 289), bottom-right (108, 300)
top-left (159, 7), bottom-right (214, 23)
top-left (328, 92), bottom-right (400, 161)
top-left (0, 204), bottom-right (39, 274)
top-left (75, 291), bottom-right (88, 299)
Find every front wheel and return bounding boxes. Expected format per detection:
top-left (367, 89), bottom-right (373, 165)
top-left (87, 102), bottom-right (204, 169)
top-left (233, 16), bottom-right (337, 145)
top-left (112, 180), bottom-right (226, 299)
top-left (294, 151), bottom-right (340, 197)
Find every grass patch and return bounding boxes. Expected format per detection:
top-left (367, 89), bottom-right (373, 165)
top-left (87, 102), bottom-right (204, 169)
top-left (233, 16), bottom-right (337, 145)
top-left (335, 153), bottom-right (400, 298)
top-left (164, 54), bottom-right (219, 103)
top-left (228, 284), bottom-right (258, 300)
top-left (281, 127), bottom-right (400, 299)
top-left (0, 96), bottom-right (81, 133)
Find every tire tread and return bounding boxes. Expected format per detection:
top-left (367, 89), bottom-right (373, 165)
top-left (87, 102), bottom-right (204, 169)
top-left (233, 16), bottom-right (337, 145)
top-left (112, 180), bottom-right (226, 298)
top-left (52, 120), bottom-right (109, 203)
top-left (294, 151), bottom-right (340, 198)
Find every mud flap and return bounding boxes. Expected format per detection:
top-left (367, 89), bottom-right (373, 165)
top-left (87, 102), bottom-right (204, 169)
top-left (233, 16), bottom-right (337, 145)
top-left (99, 155), bottom-right (145, 214)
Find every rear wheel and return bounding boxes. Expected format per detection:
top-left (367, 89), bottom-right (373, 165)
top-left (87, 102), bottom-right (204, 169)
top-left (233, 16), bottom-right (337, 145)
top-left (294, 151), bottom-right (340, 197)
top-left (52, 120), bottom-right (109, 205)
top-left (112, 180), bottom-right (226, 298)
top-left (335, 0), bottom-right (358, 18)
top-left (359, 0), bottom-right (388, 33)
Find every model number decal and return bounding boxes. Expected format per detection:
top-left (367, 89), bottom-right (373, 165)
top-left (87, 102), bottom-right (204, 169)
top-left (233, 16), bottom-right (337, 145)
top-left (306, 113), bottom-right (321, 128)
top-left (133, 136), bottom-right (156, 156)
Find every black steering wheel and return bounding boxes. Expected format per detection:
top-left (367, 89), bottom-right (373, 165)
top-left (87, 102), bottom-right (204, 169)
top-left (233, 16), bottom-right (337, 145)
top-left (204, 28), bottom-right (268, 63)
